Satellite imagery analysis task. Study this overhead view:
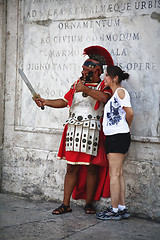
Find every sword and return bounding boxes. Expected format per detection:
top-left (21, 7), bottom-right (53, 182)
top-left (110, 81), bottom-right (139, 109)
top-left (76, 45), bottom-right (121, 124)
top-left (18, 68), bottom-right (44, 110)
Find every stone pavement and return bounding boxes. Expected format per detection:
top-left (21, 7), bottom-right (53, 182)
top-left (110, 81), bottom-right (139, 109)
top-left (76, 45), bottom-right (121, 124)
top-left (0, 193), bottom-right (160, 240)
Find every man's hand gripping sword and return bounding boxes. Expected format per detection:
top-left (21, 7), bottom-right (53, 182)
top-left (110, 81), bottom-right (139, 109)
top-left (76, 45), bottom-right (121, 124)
top-left (18, 68), bottom-right (44, 110)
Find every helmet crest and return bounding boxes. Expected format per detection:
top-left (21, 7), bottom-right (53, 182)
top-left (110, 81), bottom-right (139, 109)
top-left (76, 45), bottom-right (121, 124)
top-left (83, 45), bottom-right (114, 66)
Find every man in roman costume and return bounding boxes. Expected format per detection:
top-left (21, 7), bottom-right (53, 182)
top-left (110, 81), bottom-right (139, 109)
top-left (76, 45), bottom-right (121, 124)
top-left (35, 46), bottom-right (114, 214)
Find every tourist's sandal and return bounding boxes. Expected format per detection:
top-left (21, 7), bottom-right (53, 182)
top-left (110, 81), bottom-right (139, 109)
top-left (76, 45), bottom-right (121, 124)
top-left (52, 204), bottom-right (72, 215)
top-left (84, 203), bottom-right (96, 214)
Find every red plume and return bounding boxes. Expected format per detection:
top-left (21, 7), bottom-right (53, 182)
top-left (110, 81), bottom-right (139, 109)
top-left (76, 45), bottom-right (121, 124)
top-left (83, 46), bottom-right (114, 66)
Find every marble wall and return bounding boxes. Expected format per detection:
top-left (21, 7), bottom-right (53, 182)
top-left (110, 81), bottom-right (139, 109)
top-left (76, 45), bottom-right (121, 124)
top-left (16, 0), bottom-right (160, 138)
top-left (1, 0), bottom-right (160, 221)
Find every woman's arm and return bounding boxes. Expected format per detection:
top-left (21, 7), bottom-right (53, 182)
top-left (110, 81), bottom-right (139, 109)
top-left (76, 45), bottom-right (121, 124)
top-left (123, 107), bottom-right (134, 128)
top-left (117, 88), bottom-right (134, 128)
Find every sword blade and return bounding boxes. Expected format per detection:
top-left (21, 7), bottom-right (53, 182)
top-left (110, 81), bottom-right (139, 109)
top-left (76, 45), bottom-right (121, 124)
top-left (18, 68), bottom-right (45, 110)
top-left (18, 68), bottom-right (37, 96)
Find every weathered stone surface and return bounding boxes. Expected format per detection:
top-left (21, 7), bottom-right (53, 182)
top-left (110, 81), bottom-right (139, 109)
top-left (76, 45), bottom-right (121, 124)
top-left (0, 0), bottom-right (6, 191)
top-left (0, 0), bottom-right (160, 221)
top-left (2, 147), bottom-right (66, 201)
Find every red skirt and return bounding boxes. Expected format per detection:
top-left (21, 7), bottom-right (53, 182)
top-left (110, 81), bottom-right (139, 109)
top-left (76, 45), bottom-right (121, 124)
top-left (57, 124), bottom-right (110, 200)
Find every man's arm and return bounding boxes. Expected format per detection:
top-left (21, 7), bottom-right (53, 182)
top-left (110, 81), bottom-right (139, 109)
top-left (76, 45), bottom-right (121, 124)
top-left (75, 79), bottom-right (110, 103)
top-left (35, 98), bottom-right (68, 108)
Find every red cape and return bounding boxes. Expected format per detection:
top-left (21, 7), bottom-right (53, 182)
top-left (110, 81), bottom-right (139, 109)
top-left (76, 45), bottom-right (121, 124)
top-left (57, 124), bottom-right (110, 200)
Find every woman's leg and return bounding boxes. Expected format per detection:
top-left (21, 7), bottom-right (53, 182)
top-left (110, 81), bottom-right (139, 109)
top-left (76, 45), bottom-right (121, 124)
top-left (63, 164), bottom-right (80, 206)
top-left (119, 166), bottom-right (126, 206)
top-left (107, 153), bottom-right (125, 208)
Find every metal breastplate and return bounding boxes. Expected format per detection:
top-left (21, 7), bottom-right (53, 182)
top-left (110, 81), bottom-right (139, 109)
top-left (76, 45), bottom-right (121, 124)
top-left (65, 87), bottom-right (104, 156)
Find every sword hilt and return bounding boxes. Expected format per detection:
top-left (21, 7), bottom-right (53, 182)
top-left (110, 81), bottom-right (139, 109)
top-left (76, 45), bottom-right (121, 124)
top-left (32, 94), bottom-right (45, 110)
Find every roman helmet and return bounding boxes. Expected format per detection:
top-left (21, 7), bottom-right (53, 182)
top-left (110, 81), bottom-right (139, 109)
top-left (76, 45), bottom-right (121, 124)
top-left (82, 46), bottom-right (114, 82)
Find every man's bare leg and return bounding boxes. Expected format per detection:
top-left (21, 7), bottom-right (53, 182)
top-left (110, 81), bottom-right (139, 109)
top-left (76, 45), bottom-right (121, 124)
top-left (63, 164), bottom-right (80, 206)
top-left (85, 164), bottom-right (98, 213)
top-left (52, 164), bottom-right (79, 214)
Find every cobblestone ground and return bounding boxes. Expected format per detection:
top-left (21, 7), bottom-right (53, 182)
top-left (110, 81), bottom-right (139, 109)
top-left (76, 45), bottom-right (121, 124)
top-left (0, 193), bottom-right (160, 240)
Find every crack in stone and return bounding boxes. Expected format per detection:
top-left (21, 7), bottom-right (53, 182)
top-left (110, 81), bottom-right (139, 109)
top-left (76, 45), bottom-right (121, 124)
top-left (151, 12), bottom-right (160, 22)
top-left (34, 19), bottom-right (52, 27)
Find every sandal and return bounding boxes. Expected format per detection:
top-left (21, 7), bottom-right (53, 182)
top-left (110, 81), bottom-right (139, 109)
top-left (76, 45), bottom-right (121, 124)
top-left (84, 203), bottom-right (96, 214)
top-left (52, 204), bottom-right (72, 215)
